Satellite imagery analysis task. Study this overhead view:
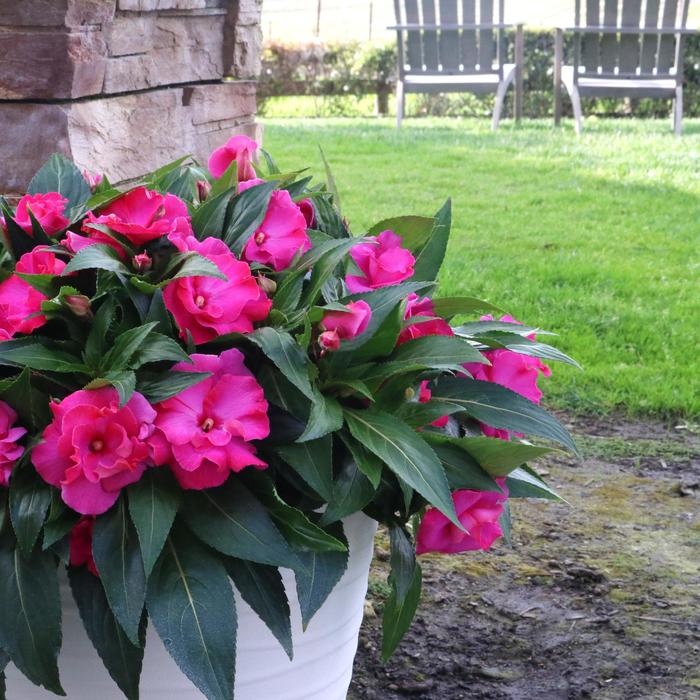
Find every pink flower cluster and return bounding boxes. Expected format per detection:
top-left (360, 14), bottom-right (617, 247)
top-left (70, 518), bottom-right (98, 576)
top-left (346, 230), bottom-right (415, 293)
top-left (416, 480), bottom-right (508, 555)
top-left (11, 192), bottom-right (69, 237)
top-left (31, 350), bottom-right (271, 514)
top-left (0, 400), bottom-right (26, 487)
top-left (464, 315), bottom-right (551, 440)
top-left (318, 300), bottom-right (372, 351)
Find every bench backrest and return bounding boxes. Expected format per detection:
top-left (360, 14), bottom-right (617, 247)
top-left (393, 0), bottom-right (506, 78)
top-left (575, 0), bottom-right (690, 78)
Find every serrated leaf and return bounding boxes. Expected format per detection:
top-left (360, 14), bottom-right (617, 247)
top-left (102, 322), bottom-right (158, 372)
top-left (27, 153), bottom-right (91, 218)
top-left (296, 392), bottom-right (343, 443)
top-left (506, 466), bottom-right (564, 501)
top-left (127, 469), bottom-right (181, 577)
top-left (431, 296), bottom-right (502, 319)
top-left (9, 459), bottom-right (52, 555)
top-left (85, 371), bottom-right (136, 406)
top-left (159, 251), bottom-right (226, 285)
top-left (382, 562), bottom-right (421, 661)
top-left (225, 181), bottom-right (277, 253)
top-left (319, 458), bottom-right (375, 526)
top-left (137, 370), bottom-right (211, 404)
top-left (191, 188), bottom-right (235, 241)
top-left (68, 566), bottom-right (144, 700)
top-left (0, 338), bottom-right (86, 373)
top-left (276, 436), bottom-right (333, 501)
top-left (147, 528), bottom-right (236, 700)
top-left (63, 243), bottom-right (130, 276)
top-left (92, 498), bottom-right (147, 646)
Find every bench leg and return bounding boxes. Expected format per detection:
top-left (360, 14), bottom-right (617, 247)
top-left (396, 80), bottom-right (405, 129)
top-left (493, 66), bottom-right (517, 131)
top-left (673, 85), bottom-right (683, 137)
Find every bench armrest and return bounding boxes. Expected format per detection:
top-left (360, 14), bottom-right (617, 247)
top-left (561, 25), bottom-right (698, 35)
top-left (388, 23), bottom-right (511, 32)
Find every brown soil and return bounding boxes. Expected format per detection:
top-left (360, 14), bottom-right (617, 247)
top-left (349, 415), bottom-right (700, 700)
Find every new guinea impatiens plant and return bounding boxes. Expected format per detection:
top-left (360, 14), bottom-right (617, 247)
top-left (0, 135), bottom-right (579, 700)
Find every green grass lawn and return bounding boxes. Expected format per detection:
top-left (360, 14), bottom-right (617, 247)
top-left (262, 116), bottom-right (700, 419)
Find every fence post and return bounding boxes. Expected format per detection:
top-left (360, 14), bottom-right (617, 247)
top-left (554, 28), bottom-right (563, 125)
top-left (315, 0), bottom-right (322, 37)
top-left (369, 1), bottom-right (374, 42)
top-left (514, 23), bottom-right (524, 122)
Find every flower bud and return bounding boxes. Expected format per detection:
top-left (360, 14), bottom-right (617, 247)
top-left (257, 274), bottom-right (277, 296)
top-left (196, 179), bottom-right (212, 202)
top-left (133, 252), bottom-right (152, 273)
top-left (63, 294), bottom-right (92, 319)
top-left (82, 170), bottom-right (103, 191)
top-left (318, 330), bottom-right (340, 352)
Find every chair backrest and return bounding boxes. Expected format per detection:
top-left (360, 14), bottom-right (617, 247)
top-left (393, 0), bottom-right (505, 77)
top-left (574, 0), bottom-right (690, 78)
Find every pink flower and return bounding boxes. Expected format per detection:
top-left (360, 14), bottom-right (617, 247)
top-left (14, 192), bottom-right (69, 236)
top-left (82, 187), bottom-right (192, 246)
top-left (320, 300), bottom-right (372, 341)
top-left (32, 388), bottom-right (156, 515)
top-left (298, 199), bottom-right (316, 228)
top-left (0, 249), bottom-right (67, 339)
top-left (463, 315), bottom-right (552, 440)
top-left (398, 293), bottom-right (453, 345)
top-left (82, 170), bottom-right (102, 191)
top-left (133, 252), bottom-right (152, 273)
top-left (0, 400), bottom-right (26, 487)
top-left (416, 480), bottom-right (508, 555)
top-left (318, 330), bottom-right (341, 352)
top-left (62, 230), bottom-right (126, 258)
top-left (208, 134), bottom-right (258, 181)
top-left (240, 185), bottom-right (311, 272)
top-left (152, 349), bottom-right (270, 490)
top-left (163, 234), bottom-right (271, 344)
top-left (69, 517), bottom-right (98, 576)
top-left (418, 380), bottom-right (449, 428)
top-left (345, 230), bottom-right (415, 293)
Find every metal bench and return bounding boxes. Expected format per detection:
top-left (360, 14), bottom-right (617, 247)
top-left (390, 0), bottom-right (524, 129)
top-left (554, 0), bottom-right (695, 135)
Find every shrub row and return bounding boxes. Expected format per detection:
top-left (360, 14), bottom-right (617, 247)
top-left (259, 31), bottom-right (700, 119)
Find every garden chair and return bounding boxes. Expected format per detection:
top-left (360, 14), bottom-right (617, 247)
top-left (390, 0), bottom-right (524, 129)
top-left (554, 0), bottom-right (694, 135)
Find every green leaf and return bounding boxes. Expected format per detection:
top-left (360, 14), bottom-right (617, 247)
top-left (340, 434), bottom-right (383, 488)
top-left (300, 238), bottom-right (359, 308)
top-left (210, 159), bottom-right (238, 199)
top-left (431, 296), bottom-right (502, 319)
top-left (428, 435), bottom-right (557, 477)
top-left (319, 458), bottom-right (375, 526)
top-left (382, 561), bottom-right (421, 661)
top-left (14, 272), bottom-right (58, 297)
top-left (294, 521), bottom-right (349, 629)
top-left (184, 480), bottom-right (300, 569)
top-left (102, 322), bottom-right (158, 372)
top-left (84, 298), bottom-right (116, 369)
top-left (63, 244), bottom-right (130, 275)
top-left (27, 153), bottom-right (91, 218)
top-left (144, 289), bottom-right (173, 336)
top-left (0, 367), bottom-right (51, 430)
top-left (247, 327), bottom-right (314, 399)
top-left (388, 525), bottom-right (416, 600)
top-left (9, 459), bottom-right (52, 555)
top-left (225, 181), bottom-right (277, 253)
top-left (127, 469), bottom-right (181, 577)
top-left (147, 528), bottom-right (236, 700)
top-left (129, 332), bottom-right (190, 369)
top-left (427, 441), bottom-right (500, 492)
top-left (344, 408), bottom-right (460, 528)
top-left (367, 215), bottom-right (433, 245)
top-left (506, 466), bottom-right (564, 501)
top-left (0, 542), bottom-right (63, 694)
top-left (159, 251), bottom-right (227, 285)
top-left (85, 371), bottom-right (136, 406)
top-left (432, 377), bottom-right (578, 454)
top-left (460, 329), bottom-right (581, 369)
top-left (137, 370), bottom-right (211, 404)
top-left (92, 498), bottom-right (147, 646)
top-left (0, 338), bottom-right (86, 373)
top-left (412, 199), bottom-right (451, 282)
top-left (296, 392), bottom-right (343, 443)
top-left (68, 566), bottom-right (144, 700)
top-left (318, 146), bottom-right (341, 212)
top-left (225, 559), bottom-right (293, 660)
top-left (0, 202), bottom-right (45, 259)
top-left (276, 436), bottom-right (334, 501)
top-left (191, 188), bottom-right (235, 240)
top-left (42, 492), bottom-right (79, 551)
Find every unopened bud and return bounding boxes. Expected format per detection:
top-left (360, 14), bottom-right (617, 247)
top-left (133, 252), bottom-right (152, 273)
top-left (82, 170), bottom-right (103, 191)
top-left (318, 330), bottom-right (340, 352)
top-left (63, 294), bottom-right (92, 318)
top-left (257, 274), bottom-right (277, 296)
top-left (196, 179), bottom-right (212, 202)
top-left (404, 387), bottom-right (416, 401)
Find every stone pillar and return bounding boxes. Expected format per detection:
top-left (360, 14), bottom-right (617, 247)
top-left (0, 0), bottom-right (263, 192)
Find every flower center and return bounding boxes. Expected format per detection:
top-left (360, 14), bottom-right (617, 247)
top-left (90, 439), bottom-right (104, 453)
top-left (200, 417), bottom-right (215, 433)
top-left (255, 231), bottom-right (266, 245)
top-left (195, 294), bottom-right (206, 308)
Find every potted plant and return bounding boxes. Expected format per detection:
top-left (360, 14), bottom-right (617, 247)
top-left (0, 136), bottom-right (577, 699)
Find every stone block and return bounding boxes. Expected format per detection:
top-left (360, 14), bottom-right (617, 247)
top-left (0, 0), bottom-right (116, 28)
top-left (0, 81), bottom-right (259, 191)
top-left (230, 23), bottom-right (262, 79)
top-left (103, 14), bottom-right (225, 92)
top-left (0, 26), bottom-right (106, 99)
top-left (105, 14), bottom-right (155, 56)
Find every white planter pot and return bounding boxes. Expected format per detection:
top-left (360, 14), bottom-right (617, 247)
top-left (5, 512), bottom-right (377, 700)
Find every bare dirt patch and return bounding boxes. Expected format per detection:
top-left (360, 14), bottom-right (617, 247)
top-left (349, 416), bottom-right (700, 700)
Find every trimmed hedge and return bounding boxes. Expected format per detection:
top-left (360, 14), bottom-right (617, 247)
top-left (259, 30), bottom-right (700, 118)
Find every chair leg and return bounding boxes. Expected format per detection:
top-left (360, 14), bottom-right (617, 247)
top-left (396, 80), bottom-right (405, 129)
top-left (674, 86), bottom-right (683, 136)
top-left (570, 85), bottom-right (584, 136)
top-left (492, 68), bottom-right (516, 131)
